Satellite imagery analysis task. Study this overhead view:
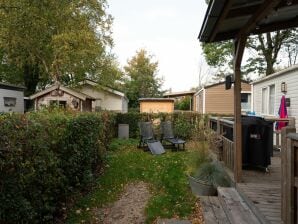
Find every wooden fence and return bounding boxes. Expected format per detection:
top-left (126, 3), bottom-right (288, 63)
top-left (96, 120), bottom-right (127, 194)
top-left (281, 128), bottom-right (298, 224)
top-left (209, 117), bottom-right (234, 171)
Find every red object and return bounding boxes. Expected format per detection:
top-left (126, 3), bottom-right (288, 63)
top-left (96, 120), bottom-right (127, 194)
top-left (276, 95), bottom-right (288, 130)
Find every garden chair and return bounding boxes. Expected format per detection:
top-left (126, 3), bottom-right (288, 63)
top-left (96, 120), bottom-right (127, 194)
top-left (138, 121), bottom-right (165, 155)
top-left (160, 121), bottom-right (186, 150)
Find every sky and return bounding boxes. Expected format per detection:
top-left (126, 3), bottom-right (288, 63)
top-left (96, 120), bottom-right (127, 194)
top-left (107, 0), bottom-right (209, 92)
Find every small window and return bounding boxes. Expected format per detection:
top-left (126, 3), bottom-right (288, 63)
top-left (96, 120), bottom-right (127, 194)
top-left (4, 97), bottom-right (16, 107)
top-left (241, 93), bottom-right (248, 103)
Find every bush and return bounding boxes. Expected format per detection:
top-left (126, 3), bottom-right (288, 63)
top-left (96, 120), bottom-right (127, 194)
top-left (0, 111), bottom-right (115, 223)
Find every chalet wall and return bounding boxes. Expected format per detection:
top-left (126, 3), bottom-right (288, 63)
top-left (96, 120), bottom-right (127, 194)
top-left (36, 91), bottom-right (84, 111)
top-left (79, 85), bottom-right (127, 112)
top-left (253, 67), bottom-right (298, 131)
top-left (0, 89), bottom-right (24, 113)
top-left (205, 82), bottom-right (251, 115)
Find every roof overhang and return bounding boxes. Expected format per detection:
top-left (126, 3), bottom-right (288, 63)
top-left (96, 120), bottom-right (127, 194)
top-left (199, 0), bottom-right (298, 43)
top-left (0, 82), bottom-right (25, 91)
top-left (163, 91), bottom-right (196, 98)
top-left (251, 64), bottom-right (298, 85)
top-left (29, 84), bottom-right (95, 101)
top-left (79, 79), bottom-right (126, 98)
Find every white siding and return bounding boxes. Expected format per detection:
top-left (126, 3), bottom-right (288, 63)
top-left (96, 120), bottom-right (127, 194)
top-left (79, 85), bottom-right (126, 112)
top-left (0, 89), bottom-right (24, 113)
top-left (253, 68), bottom-right (298, 130)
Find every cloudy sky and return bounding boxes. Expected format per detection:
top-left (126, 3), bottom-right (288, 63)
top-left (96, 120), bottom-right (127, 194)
top-left (108, 0), bottom-right (209, 91)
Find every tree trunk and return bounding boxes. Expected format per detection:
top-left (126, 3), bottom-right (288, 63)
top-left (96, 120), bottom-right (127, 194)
top-left (23, 63), bottom-right (40, 96)
top-left (265, 59), bottom-right (274, 76)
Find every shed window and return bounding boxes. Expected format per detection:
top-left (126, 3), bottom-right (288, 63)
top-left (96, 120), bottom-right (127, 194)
top-left (4, 97), bottom-right (16, 107)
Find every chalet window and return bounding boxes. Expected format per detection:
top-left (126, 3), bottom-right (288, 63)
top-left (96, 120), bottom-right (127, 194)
top-left (269, 85), bottom-right (275, 115)
top-left (241, 93), bottom-right (248, 103)
top-left (4, 97), bottom-right (16, 107)
top-left (261, 87), bottom-right (268, 114)
top-left (241, 93), bottom-right (251, 111)
top-left (49, 100), bottom-right (67, 108)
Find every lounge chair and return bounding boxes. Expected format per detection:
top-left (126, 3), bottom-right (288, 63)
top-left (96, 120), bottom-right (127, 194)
top-left (138, 122), bottom-right (165, 155)
top-left (160, 121), bottom-right (186, 150)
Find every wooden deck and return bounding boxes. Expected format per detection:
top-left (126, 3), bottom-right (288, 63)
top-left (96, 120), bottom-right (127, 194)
top-left (237, 153), bottom-right (282, 224)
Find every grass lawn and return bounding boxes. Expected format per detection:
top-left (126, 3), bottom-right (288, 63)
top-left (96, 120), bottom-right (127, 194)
top-left (66, 138), bottom-right (198, 223)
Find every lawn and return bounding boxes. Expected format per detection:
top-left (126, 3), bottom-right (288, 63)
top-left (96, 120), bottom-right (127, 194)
top-left (66, 138), bottom-right (198, 223)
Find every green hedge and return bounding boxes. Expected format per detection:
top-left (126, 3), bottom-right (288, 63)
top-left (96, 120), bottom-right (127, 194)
top-left (116, 112), bottom-right (207, 139)
top-left (0, 110), bottom-right (115, 223)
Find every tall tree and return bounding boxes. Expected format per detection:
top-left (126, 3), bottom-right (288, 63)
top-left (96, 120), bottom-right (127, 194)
top-left (0, 0), bottom-right (116, 95)
top-left (124, 49), bottom-right (163, 108)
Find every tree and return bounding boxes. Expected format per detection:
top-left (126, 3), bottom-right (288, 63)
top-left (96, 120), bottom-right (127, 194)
top-left (124, 49), bottom-right (163, 108)
top-left (280, 28), bottom-right (298, 66)
top-left (0, 0), bottom-right (116, 95)
top-left (175, 96), bottom-right (191, 111)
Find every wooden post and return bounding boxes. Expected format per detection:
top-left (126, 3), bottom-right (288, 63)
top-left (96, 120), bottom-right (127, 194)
top-left (285, 133), bottom-right (298, 224)
top-left (281, 126), bottom-right (296, 223)
top-left (233, 36), bottom-right (247, 183)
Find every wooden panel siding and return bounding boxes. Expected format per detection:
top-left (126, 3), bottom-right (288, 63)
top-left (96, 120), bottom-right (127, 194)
top-left (205, 82), bottom-right (251, 114)
top-left (140, 101), bottom-right (174, 113)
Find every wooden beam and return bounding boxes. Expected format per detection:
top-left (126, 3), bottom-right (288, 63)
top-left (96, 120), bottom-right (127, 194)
top-left (210, 0), bottom-right (234, 42)
top-left (226, 5), bottom-right (260, 19)
top-left (213, 15), bottom-right (298, 42)
top-left (237, 0), bottom-right (282, 38)
top-left (233, 36), bottom-right (247, 183)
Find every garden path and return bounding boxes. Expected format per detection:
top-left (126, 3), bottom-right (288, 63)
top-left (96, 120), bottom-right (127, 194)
top-left (93, 182), bottom-right (151, 224)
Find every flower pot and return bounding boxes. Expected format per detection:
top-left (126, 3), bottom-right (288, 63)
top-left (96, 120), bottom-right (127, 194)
top-left (188, 175), bottom-right (217, 196)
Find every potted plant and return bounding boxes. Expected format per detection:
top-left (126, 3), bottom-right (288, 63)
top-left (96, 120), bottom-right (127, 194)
top-left (188, 161), bottom-right (230, 196)
top-left (187, 120), bottom-right (230, 196)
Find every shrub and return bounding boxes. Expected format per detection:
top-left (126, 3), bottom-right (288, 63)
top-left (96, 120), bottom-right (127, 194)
top-left (116, 111), bottom-right (205, 139)
top-left (0, 111), bottom-right (115, 223)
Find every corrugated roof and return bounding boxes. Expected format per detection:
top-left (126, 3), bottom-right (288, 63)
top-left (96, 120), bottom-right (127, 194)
top-left (251, 65), bottom-right (298, 84)
top-left (199, 0), bottom-right (298, 43)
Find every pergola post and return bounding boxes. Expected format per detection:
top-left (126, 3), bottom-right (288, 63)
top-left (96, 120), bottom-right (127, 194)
top-left (233, 36), bottom-right (247, 183)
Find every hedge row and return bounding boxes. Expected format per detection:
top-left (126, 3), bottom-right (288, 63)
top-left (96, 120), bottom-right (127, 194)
top-left (116, 111), bottom-right (207, 139)
top-left (0, 110), bottom-right (115, 223)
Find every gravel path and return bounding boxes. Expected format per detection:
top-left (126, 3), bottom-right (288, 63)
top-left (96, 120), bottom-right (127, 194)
top-left (94, 182), bottom-right (151, 224)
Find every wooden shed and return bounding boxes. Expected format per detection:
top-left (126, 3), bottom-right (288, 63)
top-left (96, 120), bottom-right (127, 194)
top-left (29, 84), bottom-right (94, 112)
top-left (139, 98), bottom-right (175, 113)
top-left (194, 81), bottom-right (251, 115)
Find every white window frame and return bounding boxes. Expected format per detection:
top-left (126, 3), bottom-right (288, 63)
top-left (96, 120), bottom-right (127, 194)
top-left (261, 87), bottom-right (268, 115)
top-left (268, 84), bottom-right (276, 115)
top-left (261, 85), bottom-right (276, 116)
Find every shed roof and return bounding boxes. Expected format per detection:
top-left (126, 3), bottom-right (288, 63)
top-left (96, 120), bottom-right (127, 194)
top-left (163, 91), bottom-right (196, 97)
top-left (251, 64), bottom-right (298, 84)
top-left (29, 84), bottom-right (94, 101)
top-left (0, 82), bottom-right (25, 91)
top-left (79, 79), bottom-right (126, 98)
top-left (199, 0), bottom-right (298, 43)
top-left (139, 98), bottom-right (175, 102)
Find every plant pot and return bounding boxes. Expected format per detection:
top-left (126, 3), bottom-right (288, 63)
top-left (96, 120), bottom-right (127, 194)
top-left (188, 175), bottom-right (217, 196)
